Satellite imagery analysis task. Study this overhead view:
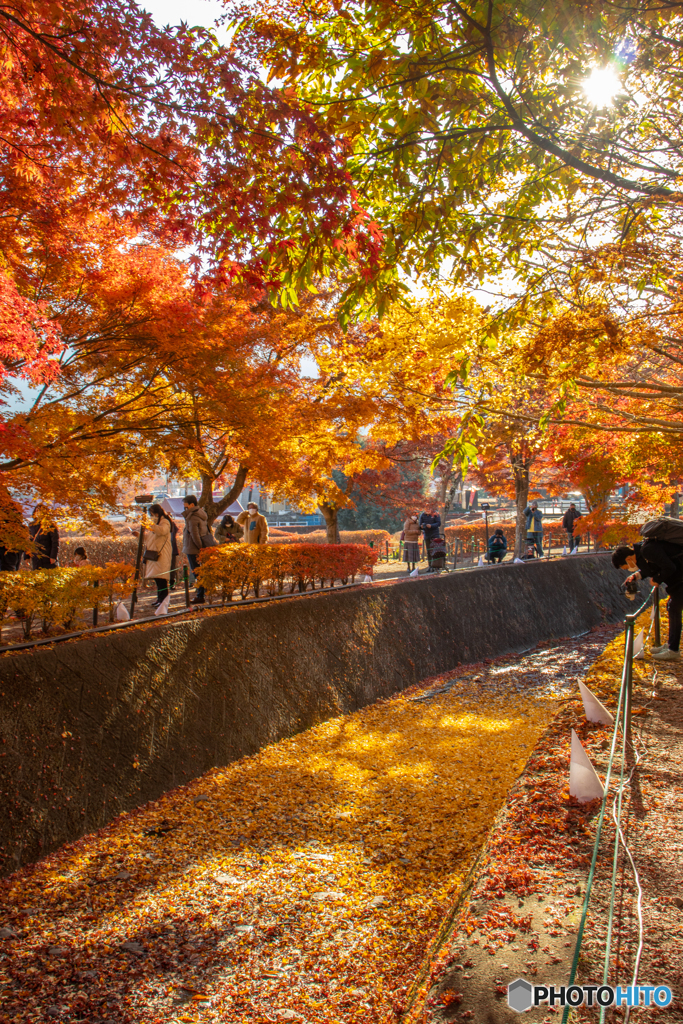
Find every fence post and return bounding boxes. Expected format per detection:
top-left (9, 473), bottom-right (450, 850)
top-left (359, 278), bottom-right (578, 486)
top-left (92, 579), bottom-right (99, 627)
top-left (453, 537), bottom-right (458, 572)
top-left (624, 617), bottom-right (635, 759)
top-left (129, 523), bottom-right (145, 617)
top-left (385, 540), bottom-right (389, 562)
top-left (183, 565), bottom-right (191, 608)
top-left (653, 585), bottom-right (661, 647)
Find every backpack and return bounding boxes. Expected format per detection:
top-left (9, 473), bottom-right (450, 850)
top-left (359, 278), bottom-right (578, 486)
top-left (639, 517), bottom-right (683, 547)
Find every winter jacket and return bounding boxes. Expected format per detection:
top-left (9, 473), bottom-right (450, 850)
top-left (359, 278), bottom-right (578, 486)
top-left (488, 533), bottom-right (507, 553)
top-left (402, 517), bottom-right (421, 544)
top-left (214, 519), bottom-right (244, 545)
top-left (524, 507), bottom-right (543, 534)
top-left (28, 521), bottom-right (59, 569)
top-left (182, 505), bottom-right (211, 555)
top-left (633, 540), bottom-right (683, 590)
top-left (419, 511), bottom-right (441, 541)
top-left (562, 508), bottom-right (582, 532)
top-left (236, 510), bottom-right (269, 545)
top-left (144, 517), bottom-right (173, 579)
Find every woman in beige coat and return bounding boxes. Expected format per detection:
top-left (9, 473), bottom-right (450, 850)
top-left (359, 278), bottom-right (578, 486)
top-left (144, 503), bottom-right (174, 608)
top-left (402, 512), bottom-right (422, 573)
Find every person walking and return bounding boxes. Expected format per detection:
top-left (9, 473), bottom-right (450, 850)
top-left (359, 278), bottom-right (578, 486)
top-left (27, 505), bottom-right (59, 569)
top-left (524, 502), bottom-right (544, 557)
top-left (182, 495), bottom-right (212, 605)
top-left (613, 540), bottom-right (683, 661)
top-left (214, 513), bottom-right (244, 545)
top-left (236, 502), bottom-right (269, 544)
top-left (487, 528), bottom-right (508, 563)
top-left (402, 511), bottom-right (421, 573)
top-left (144, 504), bottom-right (174, 608)
top-left (419, 507), bottom-right (442, 569)
top-left (562, 502), bottom-right (582, 552)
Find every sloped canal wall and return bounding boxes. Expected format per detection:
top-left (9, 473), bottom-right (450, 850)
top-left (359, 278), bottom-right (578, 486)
top-left (0, 554), bottom-right (634, 873)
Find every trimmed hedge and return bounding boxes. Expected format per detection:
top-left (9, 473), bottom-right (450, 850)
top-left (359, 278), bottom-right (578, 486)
top-left (0, 563), bottom-right (135, 638)
top-left (197, 543), bottom-right (378, 600)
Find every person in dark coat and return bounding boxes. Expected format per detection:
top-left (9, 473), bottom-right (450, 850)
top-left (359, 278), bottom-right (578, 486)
top-left (27, 505), bottom-right (59, 569)
top-left (613, 540), bottom-right (683, 661)
top-left (419, 507), bottom-right (442, 568)
top-left (0, 547), bottom-right (20, 571)
top-left (487, 529), bottom-right (507, 563)
top-left (562, 503), bottom-right (582, 552)
top-left (182, 495), bottom-right (212, 604)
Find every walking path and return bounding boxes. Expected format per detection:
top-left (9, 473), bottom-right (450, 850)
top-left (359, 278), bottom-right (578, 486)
top-left (409, 610), bottom-right (683, 1023)
top-left (0, 549), bottom-right (592, 653)
top-left (0, 628), bottom-right (618, 1023)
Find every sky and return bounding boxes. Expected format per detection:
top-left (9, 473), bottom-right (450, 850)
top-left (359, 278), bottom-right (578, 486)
top-left (141, 0), bottom-right (228, 34)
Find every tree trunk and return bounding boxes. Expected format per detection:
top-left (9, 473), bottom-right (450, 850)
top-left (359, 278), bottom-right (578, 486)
top-left (438, 458), bottom-right (461, 525)
top-left (199, 464), bottom-right (249, 527)
top-left (318, 502), bottom-right (341, 544)
top-left (512, 456), bottom-right (530, 558)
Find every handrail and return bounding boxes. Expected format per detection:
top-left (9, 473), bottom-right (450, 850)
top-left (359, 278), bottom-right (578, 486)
top-left (561, 584), bottom-right (659, 1023)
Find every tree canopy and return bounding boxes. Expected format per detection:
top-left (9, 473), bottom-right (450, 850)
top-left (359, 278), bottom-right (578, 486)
top-left (230, 0), bottom-right (683, 316)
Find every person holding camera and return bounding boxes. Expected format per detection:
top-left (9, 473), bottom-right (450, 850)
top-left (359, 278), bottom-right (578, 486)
top-left (612, 540), bottom-right (683, 661)
top-left (486, 528), bottom-right (507, 563)
top-left (524, 502), bottom-right (544, 557)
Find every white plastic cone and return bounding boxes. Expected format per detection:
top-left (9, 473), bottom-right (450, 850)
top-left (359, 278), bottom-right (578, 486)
top-left (569, 729), bottom-right (604, 802)
top-left (477, 555), bottom-right (484, 566)
top-left (578, 681), bottom-right (614, 725)
top-left (513, 557), bottom-right (525, 564)
top-left (362, 574), bottom-right (373, 583)
top-left (154, 595), bottom-right (171, 616)
top-left (633, 628), bottom-right (645, 660)
top-left (409, 567), bottom-right (419, 577)
top-left (116, 601), bottom-right (130, 621)
top-left (562, 545), bottom-right (567, 556)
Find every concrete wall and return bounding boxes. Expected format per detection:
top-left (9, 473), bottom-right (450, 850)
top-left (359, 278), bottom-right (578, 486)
top-left (0, 554), bottom-right (634, 874)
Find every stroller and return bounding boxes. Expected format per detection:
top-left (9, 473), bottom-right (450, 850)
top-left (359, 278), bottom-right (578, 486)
top-left (429, 535), bottom-right (447, 570)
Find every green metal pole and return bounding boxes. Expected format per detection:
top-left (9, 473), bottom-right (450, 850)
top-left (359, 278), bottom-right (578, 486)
top-left (624, 618), bottom-right (635, 760)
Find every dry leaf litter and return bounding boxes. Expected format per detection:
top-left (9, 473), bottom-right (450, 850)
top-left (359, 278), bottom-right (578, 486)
top-left (0, 627), bottom-right (619, 1024)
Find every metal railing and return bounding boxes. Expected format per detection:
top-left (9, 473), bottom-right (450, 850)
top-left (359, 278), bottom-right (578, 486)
top-left (561, 585), bottom-right (660, 1023)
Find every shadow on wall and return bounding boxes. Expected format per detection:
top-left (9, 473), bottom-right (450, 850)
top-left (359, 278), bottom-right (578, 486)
top-left (0, 553), bottom-right (637, 873)
top-left (0, 681), bottom-right (552, 1022)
